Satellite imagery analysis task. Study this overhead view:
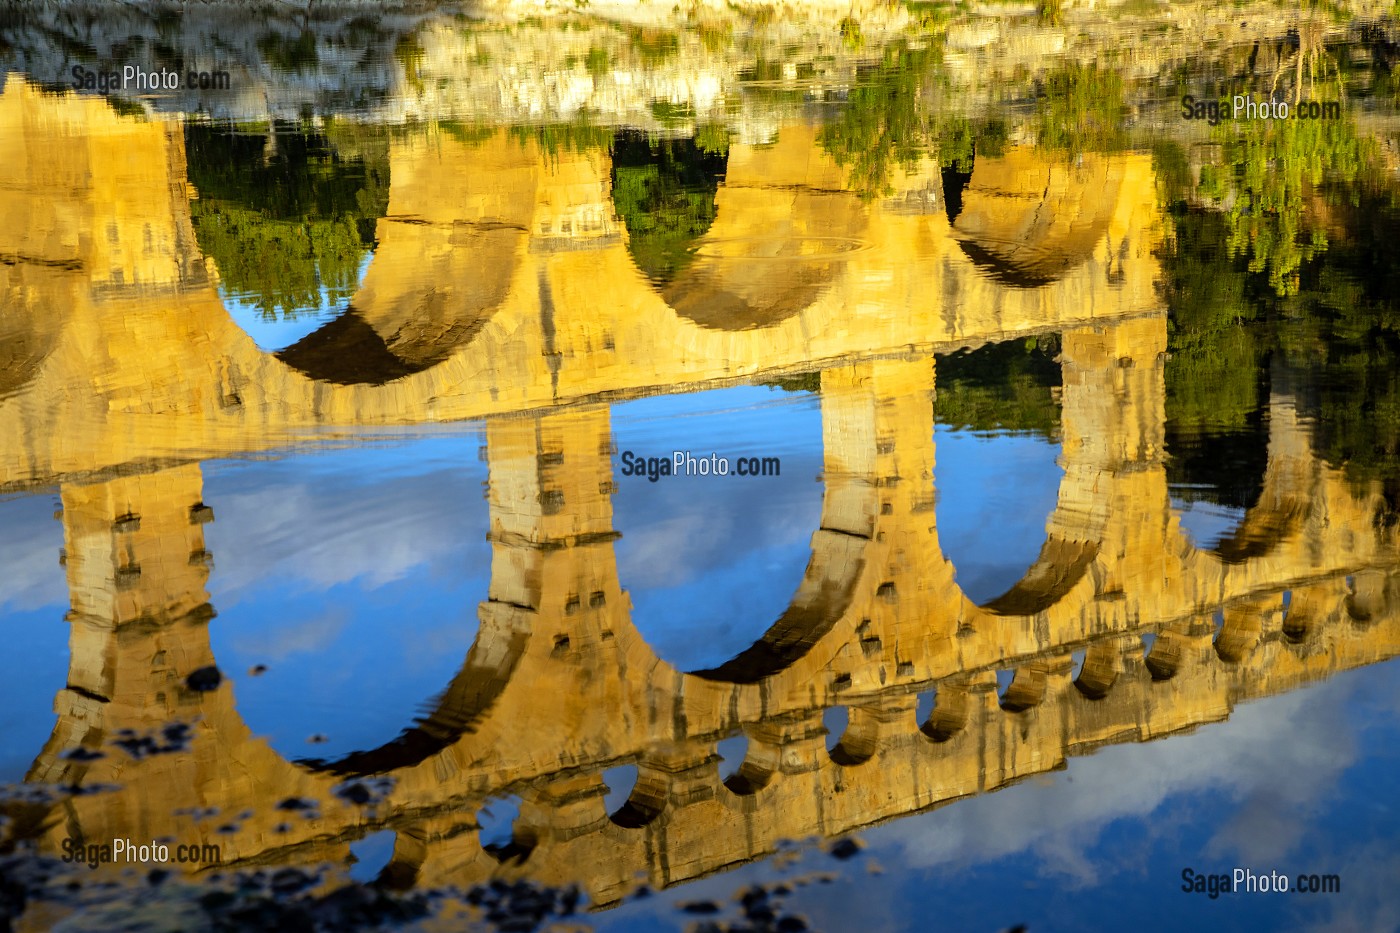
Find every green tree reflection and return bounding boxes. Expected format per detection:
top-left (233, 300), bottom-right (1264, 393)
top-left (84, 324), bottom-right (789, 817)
top-left (1198, 113), bottom-right (1377, 297)
top-left (185, 124), bottom-right (390, 319)
top-left (817, 50), bottom-right (1124, 196)
top-left (1035, 62), bottom-right (1127, 156)
top-left (1155, 127), bottom-right (1400, 489)
top-left (933, 338), bottom-right (1063, 438)
top-left (610, 131), bottom-right (727, 284)
top-left (818, 46), bottom-right (935, 197)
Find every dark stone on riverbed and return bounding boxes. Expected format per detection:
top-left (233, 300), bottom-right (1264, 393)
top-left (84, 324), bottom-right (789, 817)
top-left (186, 665), bottom-right (223, 692)
top-left (827, 838), bottom-right (863, 860)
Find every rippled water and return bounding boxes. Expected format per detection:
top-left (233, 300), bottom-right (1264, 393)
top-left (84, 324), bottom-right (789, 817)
top-left (3, 2), bottom-right (1400, 931)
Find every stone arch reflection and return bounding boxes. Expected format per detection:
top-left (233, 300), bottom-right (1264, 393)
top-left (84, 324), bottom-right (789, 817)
top-left (188, 435), bottom-right (497, 777)
top-left (931, 340), bottom-right (1069, 610)
top-left (610, 130), bottom-right (727, 287)
top-left (300, 609), bottom-right (530, 776)
top-left (1164, 359), bottom-right (1270, 557)
top-left (609, 383), bottom-right (829, 680)
top-left (185, 123), bottom-right (389, 335)
top-left (654, 125), bottom-right (871, 331)
top-left (933, 317), bottom-right (1171, 616)
top-left (1168, 394), bottom-right (1314, 566)
top-left (675, 371), bottom-right (883, 684)
top-left (189, 126), bottom-right (536, 386)
top-left (17, 364), bottom-right (1400, 893)
top-left (951, 150), bottom-right (1125, 288)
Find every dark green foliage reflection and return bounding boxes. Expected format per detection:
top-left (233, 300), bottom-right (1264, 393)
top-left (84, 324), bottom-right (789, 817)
top-left (185, 125), bottom-right (390, 320)
top-left (818, 46), bottom-right (934, 197)
top-left (933, 339), bottom-right (1063, 439)
top-left (1035, 62), bottom-right (1127, 156)
top-left (1155, 138), bottom-right (1400, 490)
top-left (1199, 113), bottom-right (1379, 297)
top-left (610, 131), bottom-right (728, 285)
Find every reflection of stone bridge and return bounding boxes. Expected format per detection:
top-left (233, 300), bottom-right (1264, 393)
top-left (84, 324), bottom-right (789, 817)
top-left (0, 77), bottom-right (1157, 486)
top-left (15, 347), bottom-right (1400, 908)
top-left (4, 79), bottom-right (1400, 908)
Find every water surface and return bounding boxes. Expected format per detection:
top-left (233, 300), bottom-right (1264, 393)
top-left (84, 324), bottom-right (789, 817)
top-left (2, 3), bottom-right (1400, 931)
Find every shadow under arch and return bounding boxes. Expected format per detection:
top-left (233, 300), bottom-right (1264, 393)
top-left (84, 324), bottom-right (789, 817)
top-left (1171, 394), bottom-right (1315, 567)
top-left (927, 332), bottom-right (1109, 617)
top-left (980, 537), bottom-right (1101, 616)
top-left (299, 609), bottom-right (530, 776)
top-left (266, 217), bottom-right (529, 388)
top-left (950, 150), bottom-right (1125, 288)
top-left (273, 216), bottom-right (519, 386)
top-left (644, 131), bottom-right (871, 331)
top-left (1208, 497), bottom-right (1310, 564)
top-left (0, 271), bottom-right (64, 401)
top-left (189, 123), bottom-right (534, 386)
top-left (685, 374), bottom-right (883, 685)
top-left (688, 546), bottom-right (872, 684)
top-left (931, 421), bottom-right (1098, 618)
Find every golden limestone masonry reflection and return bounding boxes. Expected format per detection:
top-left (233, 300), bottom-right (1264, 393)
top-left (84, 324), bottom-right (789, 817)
top-left (0, 79), bottom-right (1159, 480)
top-left (18, 363), bottom-right (1400, 907)
top-left (2, 74), bottom-right (1397, 913)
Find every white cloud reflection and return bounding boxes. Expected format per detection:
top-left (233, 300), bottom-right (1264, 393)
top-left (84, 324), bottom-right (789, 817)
top-left (874, 663), bottom-right (1400, 890)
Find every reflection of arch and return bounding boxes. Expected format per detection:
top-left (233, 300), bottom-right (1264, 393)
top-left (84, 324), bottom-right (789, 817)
top-left (722, 756), bottom-right (775, 796)
top-left (938, 317), bottom-right (1170, 618)
top-left (609, 780), bottom-right (665, 829)
top-left (688, 547), bottom-right (868, 683)
top-left (276, 232), bottom-right (530, 387)
top-left (1215, 604), bottom-right (1264, 663)
top-left (828, 706), bottom-right (879, 766)
top-left (1211, 499), bottom-right (1309, 564)
top-left (275, 309), bottom-right (425, 385)
top-left (932, 329), bottom-right (1099, 617)
top-left (1173, 395), bottom-right (1314, 565)
top-left (690, 369), bottom-right (880, 684)
top-left (662, 210), bottom-right (865, 330)
top-left (981, 538), bottom-right (1100, 616)
top-left (1282, 585), bottom-right (1332, 644)
top-left (660, 126), bottom-right (870, 331)
top-left (1157, 384), bottom-right (1377, 607)
top-left (301, 606), bottom-right (530, 776)
top-left (0, 266), bottom-right (65, 400)
top-left (952, 151), bottom-right (1124, 287)
top-left (222, 132), bottom-right (537, 386)
top-left (483, 830), bottom-right (536, 865)
top-left (998, 666), bottom-right (1048, 712)
top-left (1074, 640), bottom-right (1125, 699)
top-left (610, 131), bottom-right (727, 286)
top-left (920, 685), bottom-right (971, 742)
top-left (1347, 571), bottom-right (1393, 625)
top-left (274, 258), bottom-right (508, 386)
top-left (1143, 631), bottom-right (1184, 681)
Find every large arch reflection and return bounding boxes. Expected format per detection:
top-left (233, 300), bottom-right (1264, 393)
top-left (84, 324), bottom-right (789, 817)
top-left (608, 386), bottom-right (825, 675)
top-left (652, 125), bottom-right (871, 332)
top-left (188, 127), bottom-right (536, 387)
top-left (686, 368), bottom-right (886, 682)
top-left (951, 150), bottom-right (1126, 288)
top-left (193, 440), bottom-right (495, 775)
